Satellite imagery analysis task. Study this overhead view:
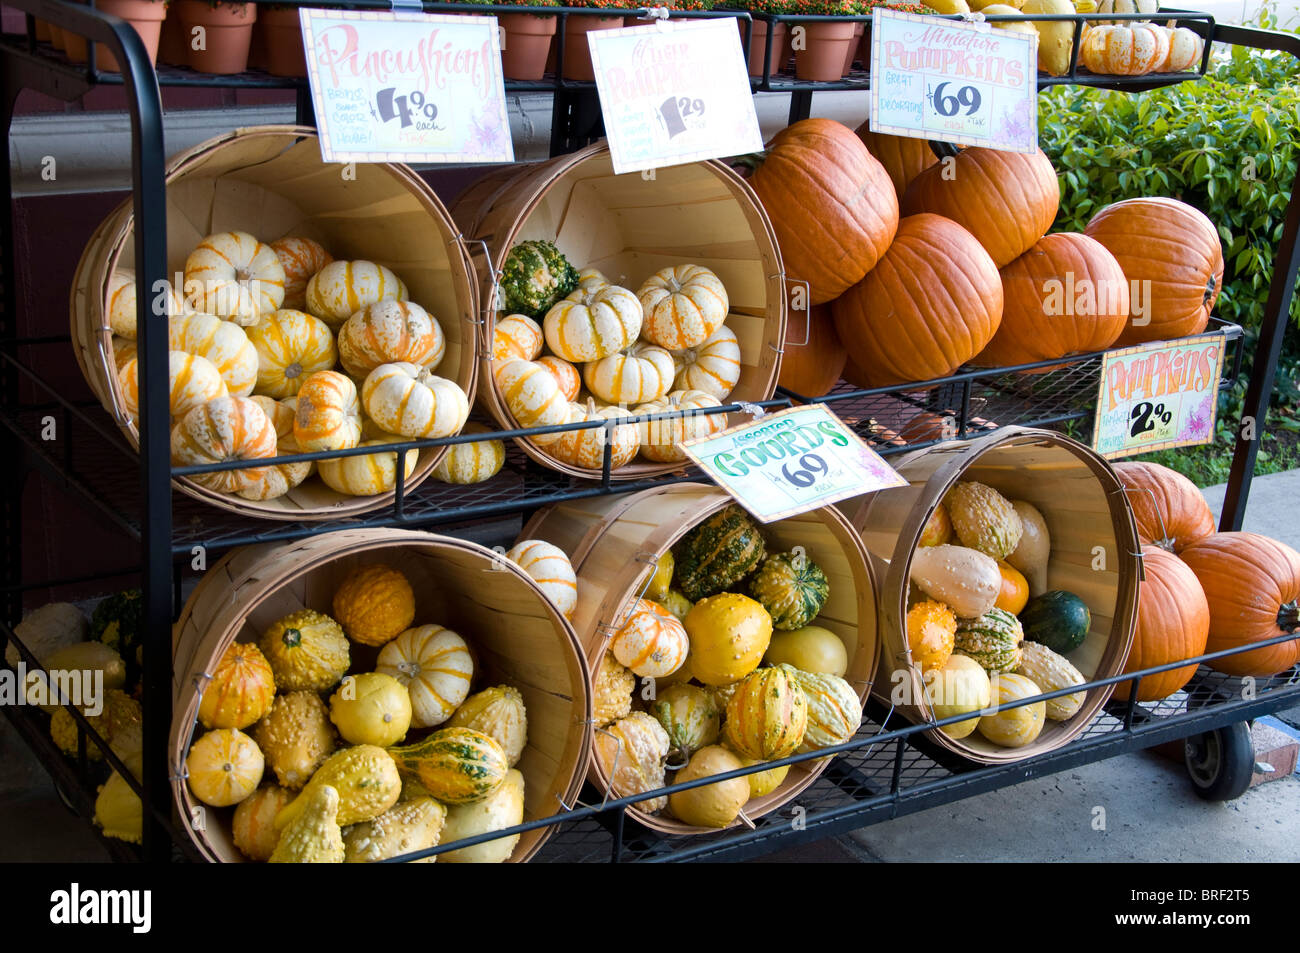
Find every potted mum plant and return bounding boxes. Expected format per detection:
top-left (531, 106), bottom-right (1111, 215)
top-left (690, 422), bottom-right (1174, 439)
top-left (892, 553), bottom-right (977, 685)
top-left (176, 0), bottom-right (257, 75)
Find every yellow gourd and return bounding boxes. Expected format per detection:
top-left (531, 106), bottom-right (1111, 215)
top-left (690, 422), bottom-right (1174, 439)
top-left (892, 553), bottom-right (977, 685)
top-left (667, 745), bottom-right (750, 828)
top-left (343, 797), bottom-right (447, 863)
top-left (592, 655), bottom-right (635, 727)
top-left (924, 653), bottom-right (992, 739)
top-left (252, 691), bottom-right (337, 789)
top-left (646, 551), bottom-right (674, 602)
top-left (977, 673), bottom-right (1047, 747)
top-left (906, 600), bottom-right (957, 673)
top-left (731, 750), bottom-right (789, 799)
top-left (763, 625), bottom-right (848, 676)
top-left (94, 753), bottom-right (143, 844)
top-left (329, 673), bottom-right (413, 747)
top-left (232, 784), bottom-right (296, 861)
top-left (186, 728), bottom-right (264, 807)
top-left (259, 609), bottom-right (350, 692)
top-left (439, 769), bottom-right (525, 863)
top-left (594, 711), bottom-right (671, 814)
top-left (275, 744), bottom-right (402, 829)
top-left (446, 685), bottom-right (529, 767)
top-left (683, 592), bottom-right (773, 686)
top-left (332, 563), bottom-right (416, 648)
top-left (269, 784), bottom-right (345, 864)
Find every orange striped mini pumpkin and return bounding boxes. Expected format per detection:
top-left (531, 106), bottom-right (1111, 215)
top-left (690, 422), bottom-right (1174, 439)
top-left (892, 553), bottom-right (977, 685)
top-left (582, 341), bottom-right (675, 405)
top-left (169, 311), bottom-right (258, 397)
top-left (305, 260), bottom-right (408, 329)
top-left (542, 284), bottom-right (642, 362)
top-left (432, 424), bottom-right (506, 485)
top-left (638, 264), bottom-right (729, 350)
top-left (120, 350), bottom-right (227, 422)
top-left (293, 370), bottom-right (362, 453)
top-left (361, 362), bottom-right (469, 439)
top-left (549, 399), bottom-right (640, 471)
top-left (493, 358), bottom-right (571, 446)
top-left (673, 324), bottom-right (742, 399)
top-left (376, 624), bottom-right (474, 728)
top-left (634, 389), bottom-right (727, 463)
top-left (247, 309), bottom-right (338, 399)
top-left (232, 784), bottom-right (295, 861)
top-left (610, 598), bottom-right (689, 678)
top-left (271, 237), bottom-right (334, 311)
top-left (239, 396), bottom-right (312, 501)
top-left (107, 268), bottom-right (182, 339)
top-left (171, 395), bottom-right (278, 495)
top-left (339, 299), bottom-right (447, 379)
top-left (183, 230), bottom-right (286, 325)
top-left (198, 641), bottom-right (276, 730)
top-left (492, 313), bottom-right (544, 362)
top-left (505, 539), bottom-right (578, 619)
top-left (537, 355), bottom-right (580, 401)
top-left (317, 438), bottom-right (417, 496)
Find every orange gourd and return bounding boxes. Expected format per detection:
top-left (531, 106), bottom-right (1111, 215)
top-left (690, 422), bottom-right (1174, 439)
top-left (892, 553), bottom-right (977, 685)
top-left (994, 562), bottom-right (1030, 615)
top-left (198, 642), bottom-right (276, 730)
top-left (1113, 461), bottom-right (1216, 553)
top-left (906, 600), bottom-right (957, 673)
top-left (1114, 546), bottom-right (1210, 702)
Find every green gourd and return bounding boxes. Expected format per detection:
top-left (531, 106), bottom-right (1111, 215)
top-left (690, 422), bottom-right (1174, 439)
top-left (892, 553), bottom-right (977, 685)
top-left (748, 551), bottom-right (830, 630)
top-left (954, 607), bottom-right (1024, 673)
top-left (673, 506), bottom-right (766, 601)
top-left (388, 727), bottom-right (509, 805)
top-left (1020, 590), bottom-right (1091, 654)
top-left (499, 240), bottom-right (580, 318)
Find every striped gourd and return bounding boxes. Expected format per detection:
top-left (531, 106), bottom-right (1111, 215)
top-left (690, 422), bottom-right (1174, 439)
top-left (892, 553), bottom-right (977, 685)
top-left (638, 264), bottom-right (729, 350)
top-left (673, 324), bottom-right (742, 400)
top-left (583, 341), bottom-right (675, 404)
top-left (1014, 640), bottom-right (1086, 721)
top-left (446, 686), bottom-right (528, 767)
top-left (779, 665), bottom-right (862, 751)
top-left (432, 423), bottom-right (505, 484)
top-left (112, 336), bottom-right (137, 371)
top-left (722, 666), bottom-right (808, 760)
top-left (388, 727), bottom-right (508, 805)
top-left (542, 284), bottom-right (642, 362)
top-left (376, 624), bottom-right (474, 728)
top-left (634, 389), bottom-right (726, 463)
top-left (610, 598), bottom-right (689, 678)
top-left (492, 313), bottom-right (544, 362)
top-left (317, 438), bottom-right (417, 496)
top-left (673, 505), bottom-right (767, 601)
top-left (293, 370), bottom-right (362, 452)
top-left (271, 237), bottom-right (333, 311)
top-left (505, 539), bottom-right (578, 619)
top-left (240, 396), bottom-right (312, 501)
top-left (549, 399), bottom-right (639, 471)
top-left (171, 395), bottom-right (277, 495)
top-left (169, 311), bottom-right (258, 396)
top-left (537, 354), bottom-right (580, 401)
top-left (108, 268), bottom-right (182, 339)
top-left (247, 309), bottom-right (338, 399)
top-left (493, 358), bottom-right (571, 447)
top-left (198, 642), bottom-right (276, 730)
top-left (232, 784), bottom-right (295, 861)
top-left (305, 260), bottom-right (408, 329)
top-left (185, 728), bottom-right (264, 807)
top-left (647, 683), bottom-right (720, 762)
top-left (119, 350), bottom-right (227, 422)
top-left (944, 481), bottom-right (1024, 561)
top-left (183, 230), bottom-right (286, 324)
top-left (362, 362), bottom-right (468, 439)
top-left (954, 607), bottom-right (1025, 673)
top-left (977, 673), bottom-right (1047, 747)
top-left (748, 551), bottom-right (830, 631)
top-left (339, 300), bottom-right (447, 379)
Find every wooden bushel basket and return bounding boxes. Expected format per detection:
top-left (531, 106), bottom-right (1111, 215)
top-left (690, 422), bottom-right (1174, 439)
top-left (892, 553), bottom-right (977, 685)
top-left (170, 528), bottom-right (591, 862)
top-left (70, 126), bottom-right (480, 520)
top-left (847, 427), bottom-right (1140, 764)
top-left (522, 483), bottom-right (879, 835)
top-left (450, 143), bottom-right (787, 480)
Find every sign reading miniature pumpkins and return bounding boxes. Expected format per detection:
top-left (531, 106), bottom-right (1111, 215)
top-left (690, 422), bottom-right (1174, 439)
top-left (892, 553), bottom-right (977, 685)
top-left (588, 18), bottom-right (763, 175)
top-left (1091, 331), bottom-right (1226, 459)
top-left (300, 9), bottom-right (514, 164)
top-left (682, 405), bottom-right (906, 522)
top-left (868, 9), bottom-right (1038, 154)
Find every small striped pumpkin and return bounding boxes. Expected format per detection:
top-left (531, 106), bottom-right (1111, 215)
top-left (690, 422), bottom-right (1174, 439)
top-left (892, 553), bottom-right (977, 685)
top-left (537, 354), bottom-right (580, 401)
top-left (271, 237), bottom-right (334, 311)
top-left (361, 362), bottom-right (469, 439)
top-left (432, 424), bottom-right (506, 484)
top-left (119, 350), bottom-right (227, 422)
top-left (107, 268), bottom-right (182, 339)
top-left (493, 358), bottom-right (571, 446)
top-left (317, 438), bottom-right (418, 496)
top-left (583, 341), bottom-right (675, 405)
top-left (169, 311), bottom-right (258, 397)
top-left (183, 230), bottom-right (286, 324)
top-left (232, 784), bottom-right (295, 861)
top-left (247, 309), bottom-right (338, 399)
top-left (637, 264), bottom-right (729, 350)
top-left (198, 642), bottom-right (276, 730)
top-left (112, 336), bottom-right (137, 371)
top-left (673, 324), bottom-right (742, 399)
top-left (338, 299), bottom-right (447, 379)
top-left (506, 539), bottom-right (578, 619)
top-left (634, 389), bottom-right (726, 463)
top-left (239, 396), bottom-right (312, 501)
top-left (305, 259), bottom-right (409, 329)
top-left (722, 666), bottom-right (808, 760)
top-left (293, 370), bottom-right (362, 453)
top-left (171, 395), bottom-right (278, 495)
top-left (779, 665), bottom-right (862, 751)
top-left (610, 598), bottom-right (689, 678)
top-left (543, 284), bottom-right (642, 362)
top-left (492, 313), bottom-right (544, 362)
top-left (376, 625), bottom-right (474, 728)
top-left (549, 399), bottom-right (639, 471)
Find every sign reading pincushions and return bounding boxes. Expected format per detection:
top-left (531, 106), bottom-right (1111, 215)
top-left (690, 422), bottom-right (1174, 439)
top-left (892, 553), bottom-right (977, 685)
top-left (589, 18), bottom-right (763, 175)
top-left (682, 406), bottom-right (907, 523)
top-left (869, 9), bottom-right (1038, 153)
top-left (1092, 332), bottom-right (1226, 459)
top-left (301, 9), bottom-right (513, 164)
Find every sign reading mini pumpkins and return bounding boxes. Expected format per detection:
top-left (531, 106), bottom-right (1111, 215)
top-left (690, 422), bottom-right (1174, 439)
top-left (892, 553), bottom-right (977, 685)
top-left (300, 9), bottom-right (514, 164)
top-left (683, 405), bottom-right (907, 523)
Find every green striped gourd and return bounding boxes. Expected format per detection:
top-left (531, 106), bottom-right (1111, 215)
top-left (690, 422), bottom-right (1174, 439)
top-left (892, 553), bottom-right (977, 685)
top-left (954, 607), bottom-right (1024, 673)
top-left (388, 727), bottom-right (509, 805)
top-left (673, 505), bottom-right (767, 601)
top-left (722, 666), bottom-right (808, 760)
top-left (748, 551), bottom-right (830, 631)
top-left (778, 665), bottom-right (862, 751)
top-left (944, 481), bottom-right (1024, 561)
top-left (647, 684), bottom-right (720, 762)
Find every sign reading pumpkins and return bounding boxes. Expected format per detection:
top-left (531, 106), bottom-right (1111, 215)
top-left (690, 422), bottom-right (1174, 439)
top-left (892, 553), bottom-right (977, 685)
top-left (682, 405), bottom-right (907, 523)
top-left (1092, 332), bottom-right (1226, 459)
top-left (588, 17), bottom-right (763, 175)
top-left (300, 9), bottom-right (514, 164)
top-left (868, 8), bottom-right (1038, 154)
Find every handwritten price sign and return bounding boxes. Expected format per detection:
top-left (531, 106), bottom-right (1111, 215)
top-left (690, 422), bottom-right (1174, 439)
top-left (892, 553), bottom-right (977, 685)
top-left (1092, 333), bottom-right (1227, 459)
top-left (682, 405), bottom-right (907, 523)
top-left (589, 18), bottom-right (762, 175)
top-left (301, 9), bottom-right (513, 164)
top-left (868, 8), bottom-right (1037, 154)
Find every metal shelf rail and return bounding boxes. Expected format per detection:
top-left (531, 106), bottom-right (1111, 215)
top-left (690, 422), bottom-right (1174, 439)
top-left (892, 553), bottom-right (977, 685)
top-left (0, 0), bottom-right (1297, 863)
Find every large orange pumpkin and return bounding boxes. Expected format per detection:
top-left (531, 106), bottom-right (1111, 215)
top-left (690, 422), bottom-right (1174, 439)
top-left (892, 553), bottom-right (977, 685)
top-left (776, 303), bottom-right (845, 398)
top-left (1113, 546), bottom-right (1210, 702)
top-left (1113, 461), bottom-right (1215, 553)
top-left (831, 214), bottom-right (1003, 387)
top-left (855, 124), bottom-right (938, 198)
top-left (974, 233), bottom-right (1130, 367)
top-left (1178, 532), bottom-right (1300, 677)
top-left (900, 147), bottom-right (1059, 268)
top-left (1083, 197), bottom-right (1224, 346)
top-left (748, 118), bottom-right (899, 305)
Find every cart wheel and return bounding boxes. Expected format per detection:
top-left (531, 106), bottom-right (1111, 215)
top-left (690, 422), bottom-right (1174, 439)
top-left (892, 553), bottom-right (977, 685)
top-left (1184, 722), bottom-right (1254, 801)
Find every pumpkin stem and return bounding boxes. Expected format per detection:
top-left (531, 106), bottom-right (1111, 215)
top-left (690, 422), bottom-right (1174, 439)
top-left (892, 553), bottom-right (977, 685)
top-left (732, 153), bottom-right (764, 172)
top-left (928, 140), bottom-right (961, 159)
top-left (1278, 601), bottom-right (1300, 634)
top-left (1204, 276), bottom-right (1217, 308)
top-left (282, 627), bottom-right (302, 648)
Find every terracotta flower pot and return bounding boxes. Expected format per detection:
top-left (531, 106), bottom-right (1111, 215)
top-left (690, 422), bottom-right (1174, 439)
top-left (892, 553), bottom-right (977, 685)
top-left (258, 6), bottom-right (307, 77)
top-left (841, 21), bottom-right (865, 76)
top-left (93, 0), bottom-right (167, 73)
top-left (500, 12), bottom-right (556, 82)
top-left (738, 18), bottom-right (788, 79)
top-left (158, 9), bottom-right (190, 66)
top-left (794, 20), bottom-right (856, 82)
top-left (177, 0), bottom-right (257, 75)
top-left (561, 14), bottom-right (623, 82)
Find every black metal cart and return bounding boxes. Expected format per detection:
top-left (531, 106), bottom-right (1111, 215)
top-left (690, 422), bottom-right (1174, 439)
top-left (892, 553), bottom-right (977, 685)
top-left (1, 0), bottom-right (1297, 863)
